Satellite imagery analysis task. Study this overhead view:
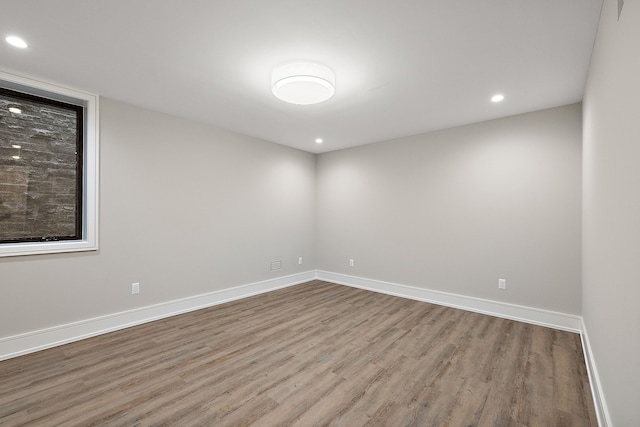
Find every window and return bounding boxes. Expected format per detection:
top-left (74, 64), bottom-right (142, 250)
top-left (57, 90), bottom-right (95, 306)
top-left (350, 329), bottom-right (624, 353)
top-left (0, 71), bottom-right (98, 257)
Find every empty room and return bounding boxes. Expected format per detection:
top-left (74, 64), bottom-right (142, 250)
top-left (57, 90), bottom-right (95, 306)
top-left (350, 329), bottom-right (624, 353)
top-left (0, 0), bottom-right (638, 426)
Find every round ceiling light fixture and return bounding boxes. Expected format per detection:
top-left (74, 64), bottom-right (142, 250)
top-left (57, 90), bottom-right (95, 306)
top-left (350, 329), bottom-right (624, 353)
top-left (272, 61), bottom-right (335, 105)
top-left (6, 35), bottom-right (28, 48)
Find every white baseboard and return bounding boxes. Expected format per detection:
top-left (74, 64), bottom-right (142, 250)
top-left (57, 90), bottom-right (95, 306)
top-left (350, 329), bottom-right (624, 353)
top-left (0, 270), bottom-right (583, 356)
top-left (0, 271), bottom-right (316, 361)
top-left (316, 271), bottom-right (583, 333)
top-left (580, 321), bottom-right (611, 427)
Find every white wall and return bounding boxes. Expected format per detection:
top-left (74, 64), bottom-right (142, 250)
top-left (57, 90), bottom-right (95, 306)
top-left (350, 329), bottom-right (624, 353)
top-left (317, 104), bottom-right (582, 314)
top-left (0, 98), bottom-right (316, 338)
top-left (582, 0), bottom-right (640, 425)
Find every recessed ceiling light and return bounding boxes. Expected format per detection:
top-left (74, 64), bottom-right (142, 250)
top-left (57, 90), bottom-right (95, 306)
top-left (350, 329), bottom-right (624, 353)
top-left (6, 36), bottom-right (28, 49)
top-left (9, 107), bottom-right (22, 114)
top-left (315, 138), bottom-right (323, 144)
top-left (491, 94), bottom-right (505, 103)
top-left (12, 144), bottom-right (21, 149)
top-left (12, 155), bottom-right (20, 160)
top-left (272, 62), bottom-right (335, 105)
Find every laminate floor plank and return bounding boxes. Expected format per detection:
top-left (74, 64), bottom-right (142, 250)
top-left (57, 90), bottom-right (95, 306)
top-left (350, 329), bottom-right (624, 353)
top-left (0, 280), bottom-right (597, 426)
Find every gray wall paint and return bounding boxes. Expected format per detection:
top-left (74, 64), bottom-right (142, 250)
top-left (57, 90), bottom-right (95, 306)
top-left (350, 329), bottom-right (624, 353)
top-left (583, 0), bottom-right (640, 424)
top-left (317, 104), bottom-right (582, 314)
top-left (0, 98), bottom-right (316, 337)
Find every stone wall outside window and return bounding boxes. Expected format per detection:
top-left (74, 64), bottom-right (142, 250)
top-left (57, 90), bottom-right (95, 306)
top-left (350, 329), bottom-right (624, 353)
top-left (0, 88), bottom-right (82, 243)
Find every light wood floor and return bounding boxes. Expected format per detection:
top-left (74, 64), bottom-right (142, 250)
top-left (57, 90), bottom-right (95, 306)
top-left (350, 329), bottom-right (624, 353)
top-left (0, 280), bottom-right (597, 426)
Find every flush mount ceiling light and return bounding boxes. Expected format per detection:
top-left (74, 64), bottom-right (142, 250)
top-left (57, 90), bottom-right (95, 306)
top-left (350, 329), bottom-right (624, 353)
top-left (272, 62), bottom-right (335, 105)
top-left (6, 35), bottom-right (28, 48)
top-left (491, 94), bottom-right (505, 103)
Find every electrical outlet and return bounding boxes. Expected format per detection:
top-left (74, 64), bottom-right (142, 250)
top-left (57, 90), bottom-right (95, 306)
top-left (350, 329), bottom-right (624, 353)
top-left (132, 282), bottom-right (140, 294)
top-left (349, 259), bottom-right (354, 267)
top-left (498, 279), bottom-right (506, 290)
top-left (298, 257), bottom-right (303, 265)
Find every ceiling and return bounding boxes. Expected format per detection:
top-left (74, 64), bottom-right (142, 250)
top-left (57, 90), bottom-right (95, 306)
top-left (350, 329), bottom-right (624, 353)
top-left (1, 0), bottom-right (603, 153)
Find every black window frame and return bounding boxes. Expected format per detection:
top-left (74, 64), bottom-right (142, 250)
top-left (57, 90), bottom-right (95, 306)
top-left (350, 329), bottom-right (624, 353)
top-left (0, 87), bottom-right (85, 244)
